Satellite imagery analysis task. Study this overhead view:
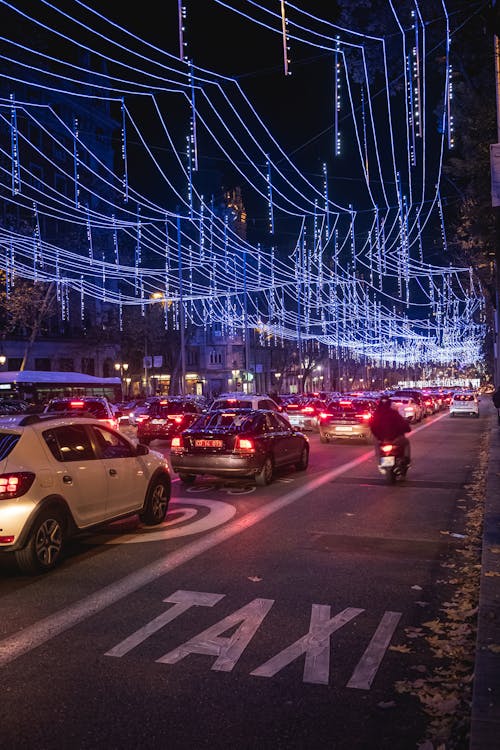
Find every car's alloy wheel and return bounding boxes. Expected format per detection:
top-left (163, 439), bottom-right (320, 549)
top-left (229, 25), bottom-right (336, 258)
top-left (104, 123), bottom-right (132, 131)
top-left (255, 455), bottom-right (274, 486)
top-left (15, 509), bottom-right (65, 574)
top-left (140, 477), bottom-right (170, 525)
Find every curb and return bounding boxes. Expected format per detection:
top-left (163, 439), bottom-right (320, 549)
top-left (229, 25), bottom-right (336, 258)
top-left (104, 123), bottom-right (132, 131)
top-left (470, 410), bottom-right (500, 748)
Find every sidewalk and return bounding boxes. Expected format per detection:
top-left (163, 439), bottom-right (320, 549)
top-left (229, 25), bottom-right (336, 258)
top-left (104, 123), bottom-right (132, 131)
top-left (470, 406), bottom-right (500, 748)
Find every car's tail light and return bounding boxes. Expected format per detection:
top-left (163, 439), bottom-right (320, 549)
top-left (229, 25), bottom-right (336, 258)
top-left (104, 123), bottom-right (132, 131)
top-left (0, 472), bottom-right (36, 499)
top-left (136, 414), bottom-right (149, 423)
top-left (70, 400), bottom-right (85, 408)
top-left (301, 406), bottom-right (315, 414)
top-left (339, 400), bottom-right (352, 407)
top-left (167, 414), bottom-right (184, 424)
top-left (319, 411), bottom-right (332, 420)
top-left (104, 418), bottom-right (118, 429)
top-left (356, 412), bottom-right (372, 421)
top-left (287, 404), bottom-right (299, 410)
top-left (235, 436), bottom-right (255, 453)
top-left (171, 435), bottom-right (184, 452)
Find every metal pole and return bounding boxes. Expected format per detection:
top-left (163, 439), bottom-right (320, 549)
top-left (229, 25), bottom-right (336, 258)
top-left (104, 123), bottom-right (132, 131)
top-left (495, 29), bottom-right (500, 386)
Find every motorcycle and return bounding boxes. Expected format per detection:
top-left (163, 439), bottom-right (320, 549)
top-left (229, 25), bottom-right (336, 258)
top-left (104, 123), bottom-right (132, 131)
top-left (377, 441), bottom-right (409, 484)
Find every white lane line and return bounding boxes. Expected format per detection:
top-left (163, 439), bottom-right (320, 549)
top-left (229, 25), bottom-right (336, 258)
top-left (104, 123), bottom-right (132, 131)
top-left (0, 414), bottom-right (442, 667)
top-left (0, 452), bottom-right (371, 667)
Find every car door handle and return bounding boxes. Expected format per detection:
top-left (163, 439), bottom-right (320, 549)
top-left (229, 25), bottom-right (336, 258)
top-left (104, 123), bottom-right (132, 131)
top-left (109, 468), bottom-right (117, 476)
top-left (62, 475), bottom-right (73, 484)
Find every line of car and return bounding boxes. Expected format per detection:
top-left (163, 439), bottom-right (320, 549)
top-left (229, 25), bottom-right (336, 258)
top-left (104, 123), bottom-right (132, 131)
top-left (0, 386), bottom-right (479, 575)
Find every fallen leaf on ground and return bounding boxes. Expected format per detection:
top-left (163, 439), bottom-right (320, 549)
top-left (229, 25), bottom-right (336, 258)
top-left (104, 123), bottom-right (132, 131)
top-left (247, 576), bottom-right (263, 582)
top-left (485, 571), bottom-right (500, 577)
top-left (487, 644), bottom-right (500, 653)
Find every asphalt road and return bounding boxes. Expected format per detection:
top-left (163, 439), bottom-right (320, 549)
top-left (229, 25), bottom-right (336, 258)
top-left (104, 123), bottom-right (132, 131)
top-left (0, 407), bottom-right (487, 749)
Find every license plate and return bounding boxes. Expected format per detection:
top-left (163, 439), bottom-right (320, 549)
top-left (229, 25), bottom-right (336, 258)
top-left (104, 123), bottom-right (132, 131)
top-left (335, 425), bottom-right (353, 432)
top-left (195, 439), bottom-right (223, 448)
top-left (289, 416), bottom-right (300, 424)
top-left (380, 456), bottom-right (395, 467)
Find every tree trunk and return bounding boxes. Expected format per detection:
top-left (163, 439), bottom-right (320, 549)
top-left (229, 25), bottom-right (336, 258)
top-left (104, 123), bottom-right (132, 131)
top-left (20, 282), bottom-right (55, 371)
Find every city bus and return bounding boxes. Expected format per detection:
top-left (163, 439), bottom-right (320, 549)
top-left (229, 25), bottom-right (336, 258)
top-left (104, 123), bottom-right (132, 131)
top-left (0, 370), bottom-right (123, 406)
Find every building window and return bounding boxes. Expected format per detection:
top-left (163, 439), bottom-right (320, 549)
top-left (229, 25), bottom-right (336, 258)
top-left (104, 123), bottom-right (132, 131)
top-left (81, 358), bottom-right (95, 376)
top-left (59, 359), bottom-right (74, 372)
top-left (209, 349), bottom-right (222, 365)
top-left (34, 358), bottom-right (51, 371)
top-left (7, 357), bottom-right (23, 371)
top-left (187, 349), bottom-right (198, 366)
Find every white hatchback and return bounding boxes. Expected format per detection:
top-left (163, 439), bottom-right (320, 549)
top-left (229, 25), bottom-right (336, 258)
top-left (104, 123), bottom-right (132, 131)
top-left (0, 413), bottom-right (171, 574)
top-left (449, 392), bottom-right (480, 418)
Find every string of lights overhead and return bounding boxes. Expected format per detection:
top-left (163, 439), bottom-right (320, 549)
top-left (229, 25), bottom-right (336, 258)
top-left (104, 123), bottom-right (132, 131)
top-left (0, 0), bottom-right (486, 370)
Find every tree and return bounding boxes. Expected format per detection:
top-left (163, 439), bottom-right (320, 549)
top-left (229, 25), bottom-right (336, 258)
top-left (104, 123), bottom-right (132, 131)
top-left (0, 278), bottom-right (57, 371)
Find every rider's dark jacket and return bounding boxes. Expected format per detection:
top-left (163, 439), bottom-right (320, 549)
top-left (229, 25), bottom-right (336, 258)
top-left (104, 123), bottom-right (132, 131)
top-left (370, 405), bottom-right (411, 442)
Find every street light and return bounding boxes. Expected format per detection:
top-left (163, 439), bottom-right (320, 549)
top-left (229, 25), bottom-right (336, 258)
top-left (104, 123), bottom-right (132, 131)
top-left (0, 353), bottom-right (6, 367)
top-left (114, 362), bottom-right (129, 399)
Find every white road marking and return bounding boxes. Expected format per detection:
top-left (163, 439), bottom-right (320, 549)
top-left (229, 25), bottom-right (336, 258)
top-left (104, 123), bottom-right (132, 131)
top-left (347, 610), bottom-right (402, 689)
top-left (0, 451), bottom-right (373, 667)
top-left (98, 498), bottom-right (237, 544)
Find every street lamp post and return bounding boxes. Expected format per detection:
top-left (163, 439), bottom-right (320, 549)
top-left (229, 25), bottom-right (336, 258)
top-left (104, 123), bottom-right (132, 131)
top-left (114, 362), bottom-right (129, 400)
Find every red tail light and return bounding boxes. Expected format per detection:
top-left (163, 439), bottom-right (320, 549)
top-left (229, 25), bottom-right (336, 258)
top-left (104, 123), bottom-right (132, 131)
top-left (356, 412), bottom-right (372, 421)
top-left (167, 414), bottom-right (184, 424)
top-left (301, 406), bottom-right (315, 414)
top-left (0, 472), bottom-right (36, 499)
top-left (381, 444), bottom-right (394, 454)
top-left (235, 436), bottom-right (255, 453)
top-left (319, 411), bottom-right (331, 420)
top-left (171, 435), bottom-right (184, 451)
top-left (70, 400), bottom-right (85, 408)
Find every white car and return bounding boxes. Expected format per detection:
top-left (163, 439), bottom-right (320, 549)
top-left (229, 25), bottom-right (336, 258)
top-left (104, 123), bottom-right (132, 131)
top-left (0, 413), bottom-right (171, 574)
top-left (449, 392), bottom-right (480, 418)
top-left (390, 396), bottom-right (420, 423)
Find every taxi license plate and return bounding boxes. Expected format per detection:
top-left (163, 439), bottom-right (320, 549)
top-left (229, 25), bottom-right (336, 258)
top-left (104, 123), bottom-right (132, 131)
top-left (195, 439), bottom-right (223, 448)
top-left (380, 456), bottom-right (395, 467)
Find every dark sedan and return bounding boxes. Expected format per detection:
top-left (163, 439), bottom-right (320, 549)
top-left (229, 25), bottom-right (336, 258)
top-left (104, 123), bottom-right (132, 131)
top-left (170, 408), bottom-right (309, 486)
top-left (137, 398), bottom-right (204, 445)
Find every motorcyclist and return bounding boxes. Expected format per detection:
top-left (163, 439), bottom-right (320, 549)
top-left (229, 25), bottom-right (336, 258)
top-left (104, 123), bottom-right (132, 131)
top-left (370, 395), bottom-right (412, 465)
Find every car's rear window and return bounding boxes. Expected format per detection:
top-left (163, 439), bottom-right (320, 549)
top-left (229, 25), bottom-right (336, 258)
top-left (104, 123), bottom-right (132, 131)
top-left (0, 432), bottom-right (21, 460)
top-left (48, 400), bottom-right (108, 419)
top-left (212, 399), bottom-right (253, 410)
top-left (191, 411), bottom-right (259, 431)
top-left (155, 402), bottom-right (197, 416)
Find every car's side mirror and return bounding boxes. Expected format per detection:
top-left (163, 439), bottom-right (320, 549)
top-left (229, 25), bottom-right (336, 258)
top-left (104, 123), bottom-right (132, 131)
top-left (136, 443), bottom-right (149, 455)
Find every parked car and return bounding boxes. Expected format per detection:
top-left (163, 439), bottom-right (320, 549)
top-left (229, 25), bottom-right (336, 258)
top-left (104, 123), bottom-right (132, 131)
top-left (44, 396), bottom-right (118, 429)
top-left (318, 397), bottom-right (377, 443)
top-left (449, 392), bottom-right (480, 418)
top-left (170, 407), bottom-right (309, 486)
top-left (0, 413), bottom-right (171, 574)
top-left (137, 397), bottom-right (204, 444)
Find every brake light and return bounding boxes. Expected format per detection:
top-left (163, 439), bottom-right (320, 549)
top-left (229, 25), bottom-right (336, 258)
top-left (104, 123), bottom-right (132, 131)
top-left (0, 472), bottom-right (35, 499)
top-left (70, 400), bottom-right (85, 408)
top-left (167, 414), bottom-right (184, 423)
top-left (380, 444), bottom-right (394, 453)
top-left (301, 406), bottom-right (315, 414)
top-left (235, 436), bottom-right (255, 453)
top-left (319, 411), bottom-right (331, 420)
top-left (171, 435), bottom-right (184, 451)
top-left (357, 412), bottom-right (372, 421)
top-left (136, 414), bottom-right (149, 423)
top-left (339, 400), bottom-right (352, 406)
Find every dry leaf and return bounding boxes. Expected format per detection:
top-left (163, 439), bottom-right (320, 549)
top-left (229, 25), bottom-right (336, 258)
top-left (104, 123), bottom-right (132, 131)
top-left (389, 644), bottom-right (413, 653)
top-left (487, 644), bottom-right (500, 653)
top-left (247, 575), bottom-right (263, 582)
top-left (485, 571), bottom-right (500, 577)
top-left (488, 546), bottom-right (500, 554)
